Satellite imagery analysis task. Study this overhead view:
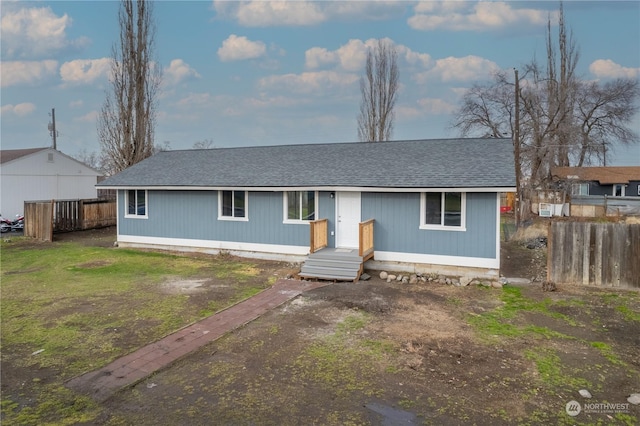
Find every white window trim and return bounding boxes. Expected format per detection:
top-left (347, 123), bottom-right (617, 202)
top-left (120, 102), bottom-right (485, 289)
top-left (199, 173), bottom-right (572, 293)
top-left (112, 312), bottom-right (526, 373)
top-left (419, 192), bottom-right (466, 231)
top-left (283, 191), bottom-right (318, 224)
top-left (218, 190), bottom-right (249, 221)
top-left (124, 189), bottom-right (148, 219)
top-left (612, 184), bottom-right (626, 197)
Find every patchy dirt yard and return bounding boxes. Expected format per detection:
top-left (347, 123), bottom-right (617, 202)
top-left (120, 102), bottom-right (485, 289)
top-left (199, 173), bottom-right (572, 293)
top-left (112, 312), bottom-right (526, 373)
top-left (2, 227), bottom-right (639, 425)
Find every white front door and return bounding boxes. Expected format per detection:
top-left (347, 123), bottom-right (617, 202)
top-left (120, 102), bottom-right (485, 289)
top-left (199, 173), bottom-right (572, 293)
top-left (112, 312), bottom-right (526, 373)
top-left (336, 192), bottom-right (361, 248)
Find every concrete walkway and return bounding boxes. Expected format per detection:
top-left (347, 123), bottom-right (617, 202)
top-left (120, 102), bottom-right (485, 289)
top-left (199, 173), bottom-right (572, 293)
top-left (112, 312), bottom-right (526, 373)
top-left (66, 279), bottom-right (330, 402)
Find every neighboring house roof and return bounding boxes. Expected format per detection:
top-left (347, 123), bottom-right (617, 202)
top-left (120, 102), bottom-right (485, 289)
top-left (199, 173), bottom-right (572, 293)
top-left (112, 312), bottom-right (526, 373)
top-left (0, 147), bottom-right (102, 176)
top-left (0, 148), bottom-right (48, 165)
top-left (552, 166), bottom-right (640, 185)
top-left (98, 138), bottom-right (516, 190)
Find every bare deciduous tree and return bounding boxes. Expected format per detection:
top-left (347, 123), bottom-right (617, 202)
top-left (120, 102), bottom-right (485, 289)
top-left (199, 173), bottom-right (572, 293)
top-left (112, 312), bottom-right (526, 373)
top-left (73, 149), bottom-right (109, 175)
top-left (98, 0), bottom-right (161, 175)
top-left (451, 3), bottom-right (639, 193)
top-left (193, 139), bottom-right (216, 149)
top-left (357, 39), bottom-right (399, 142)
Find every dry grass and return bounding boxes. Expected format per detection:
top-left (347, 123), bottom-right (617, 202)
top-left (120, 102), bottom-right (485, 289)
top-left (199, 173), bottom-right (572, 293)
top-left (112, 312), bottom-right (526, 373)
top-left (624, 216), bottom-right (640, 225)
top-left (511, 220), bottom-right (549, 241)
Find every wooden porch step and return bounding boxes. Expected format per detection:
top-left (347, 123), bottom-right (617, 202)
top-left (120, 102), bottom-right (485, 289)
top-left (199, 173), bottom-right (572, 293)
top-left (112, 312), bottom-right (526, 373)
top-left (299, 247), bottom-right (364, 282)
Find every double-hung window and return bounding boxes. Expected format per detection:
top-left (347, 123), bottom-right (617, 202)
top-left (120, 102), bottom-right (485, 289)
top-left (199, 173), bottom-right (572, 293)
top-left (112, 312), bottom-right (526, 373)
top-left (420, 192), bottom-right (465, 230)
top-left (571, 183), bottom-right (589, 196)
top-left (219, 190), bottom-right (247, 220)
top-left (126, 189), bottom-right (147, 218)
top-left (284, 191), bottom-right (316, 223)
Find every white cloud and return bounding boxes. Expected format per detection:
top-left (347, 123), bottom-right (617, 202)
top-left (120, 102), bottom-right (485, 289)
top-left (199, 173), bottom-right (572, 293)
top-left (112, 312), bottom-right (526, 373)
top-left (74, 110), bottom-right (98, 123)
top-left (164, 59), bottom-right (201, 85)
top-left (176, 92), bottom-right (213, 108)
top-left (305, 38), bottom-right (431, 72)
top-left (416, 97), bottom-right (456, 114)
top-left (59, 58), bottom-right (111, 85)
top-left (414, 55), bottom-right (499, 83)
top-left (246, 95), bottom-right (310, 109)
top-left (409, 2), bottom-right (554, 32)
top-left (258, 71), bottom-right (359, 95)
top-left (0, 102), bottom-right (36, 117)
top-left (1, 6), bottom-right (89, 59)
top-left (305, 47), bottom-right (337, 69)
top-left (213, 1), bottom-right (406, 27)
top-left (589, 59), bottom-right (640, 79)
top-left (218, 35), bottom-right (267, 62)
top-left (214, 1), bottom-right (326, 27)
top-left (0, 60), bottom-right (58, 87)
top-left (69, 100), bottom-right (84, 108)
top-left (305, 39), bottom-right (368, 71)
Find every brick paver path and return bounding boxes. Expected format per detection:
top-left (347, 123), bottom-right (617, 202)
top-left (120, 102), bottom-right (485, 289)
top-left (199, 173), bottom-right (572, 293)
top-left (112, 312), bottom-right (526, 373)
top-left (66, 279), bottom-right (330, 402)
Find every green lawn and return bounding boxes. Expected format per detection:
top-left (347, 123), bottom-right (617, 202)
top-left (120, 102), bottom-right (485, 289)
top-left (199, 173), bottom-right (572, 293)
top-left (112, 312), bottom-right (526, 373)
top-left (0, 237), bottom-right (271, 425)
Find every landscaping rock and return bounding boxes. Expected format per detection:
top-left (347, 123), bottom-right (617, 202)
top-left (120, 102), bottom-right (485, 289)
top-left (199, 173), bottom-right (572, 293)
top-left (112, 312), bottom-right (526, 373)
top-left (491, 281), bottom-right (503, 289)
top-left (627, 393), bottom-right (640, 405)
top-left (401, 276), bottom-right (409, 284)
top-left (409, 274), bottom-right (418, 284)
top-left (380, 271), bottom-right (388, 280)
top-left (387, 274), bottom-right (397, 283)
top-left (459, 277), bottom-right (473, 286)
top-left (396, 275), bottom-right (403, 281)
top-left (579, 389), bottom-right (592, 399)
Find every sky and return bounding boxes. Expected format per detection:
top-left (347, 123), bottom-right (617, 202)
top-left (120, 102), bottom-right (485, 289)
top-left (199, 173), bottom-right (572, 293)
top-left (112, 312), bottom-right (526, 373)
top-left (1, 0), bottom-right (639, 166)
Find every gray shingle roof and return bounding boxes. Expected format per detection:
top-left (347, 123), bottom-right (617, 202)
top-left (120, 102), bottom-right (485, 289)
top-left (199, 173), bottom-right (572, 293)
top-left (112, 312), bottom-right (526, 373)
top-left (98, 138), bottom-right (515, 189)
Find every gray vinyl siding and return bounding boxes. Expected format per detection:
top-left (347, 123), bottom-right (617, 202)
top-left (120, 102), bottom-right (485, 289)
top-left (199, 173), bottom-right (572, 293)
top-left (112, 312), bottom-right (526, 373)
top-left (118, 190), bottom-right (336, 248)
top-left (118, 190), bottom-right (496, 258)
top-left (361, 192), bottom-right (497, 259)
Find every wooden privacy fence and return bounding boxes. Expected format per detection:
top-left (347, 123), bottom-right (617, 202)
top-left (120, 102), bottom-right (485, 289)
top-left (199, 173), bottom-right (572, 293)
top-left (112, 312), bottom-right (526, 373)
top-left (548, 222), bottom-right (640, 289)
top-left (24, 201), bottom-right (54, 242)
top-left (24, 198), bottom-right (116, 240)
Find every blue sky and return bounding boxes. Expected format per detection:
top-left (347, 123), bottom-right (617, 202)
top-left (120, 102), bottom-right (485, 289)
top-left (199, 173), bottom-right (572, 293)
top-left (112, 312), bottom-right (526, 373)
top-left (1, 1), bottom-right (639, 166)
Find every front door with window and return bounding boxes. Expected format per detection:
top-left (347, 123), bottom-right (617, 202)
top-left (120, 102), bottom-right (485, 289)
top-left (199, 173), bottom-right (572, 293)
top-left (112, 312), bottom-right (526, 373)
top-left (336, 192), bottom-right (361, 248)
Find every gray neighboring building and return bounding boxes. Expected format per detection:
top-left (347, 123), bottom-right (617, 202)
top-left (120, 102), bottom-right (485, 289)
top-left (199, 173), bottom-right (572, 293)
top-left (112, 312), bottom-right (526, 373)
top-left (98, 138), bottom-right (516, 278)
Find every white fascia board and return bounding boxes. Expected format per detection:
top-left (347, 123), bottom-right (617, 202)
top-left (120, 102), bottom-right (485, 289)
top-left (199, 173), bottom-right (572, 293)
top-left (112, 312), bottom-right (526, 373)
top-left (98, 185), bottom-right (517, 193)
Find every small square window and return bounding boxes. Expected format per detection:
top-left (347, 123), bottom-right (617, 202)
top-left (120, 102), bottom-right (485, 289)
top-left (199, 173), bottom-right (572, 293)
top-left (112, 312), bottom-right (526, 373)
top-left (420, 192), bottom-right (465, 230)
top-left (219, 191), bottom-right (248, 221)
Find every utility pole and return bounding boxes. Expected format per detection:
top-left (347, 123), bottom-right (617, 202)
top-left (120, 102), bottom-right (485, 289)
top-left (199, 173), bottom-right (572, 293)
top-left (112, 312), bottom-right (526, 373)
top-left (514, 69), bottom-right (522, 229)
top-left (48, 108), bottom-right (58, 150)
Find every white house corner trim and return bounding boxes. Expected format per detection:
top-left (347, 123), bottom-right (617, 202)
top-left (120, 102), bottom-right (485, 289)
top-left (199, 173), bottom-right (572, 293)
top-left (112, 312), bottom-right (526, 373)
top-left (116, 234), bottom-right (310, 256)
top-left (372, 250), bottom-right (500, 270)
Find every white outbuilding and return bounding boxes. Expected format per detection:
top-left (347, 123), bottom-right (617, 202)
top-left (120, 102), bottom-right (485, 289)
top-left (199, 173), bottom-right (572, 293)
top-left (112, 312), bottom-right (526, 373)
top-left (0, 148), bottom-right (101, 218)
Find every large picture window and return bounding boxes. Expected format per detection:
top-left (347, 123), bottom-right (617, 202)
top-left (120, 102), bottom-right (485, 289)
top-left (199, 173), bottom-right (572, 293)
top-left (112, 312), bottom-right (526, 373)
top-left (219, 190), bottom-right (247, 220)
top-left (284, 191), bottom-right (316, 222)
top-left (420, 192), bottom-right (465, 230)
top-left (126, 190), bottom-right (147, 217)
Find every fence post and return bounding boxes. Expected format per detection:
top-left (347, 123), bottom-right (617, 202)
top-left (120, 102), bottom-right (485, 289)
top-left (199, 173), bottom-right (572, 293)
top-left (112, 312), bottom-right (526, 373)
top-left (78, 199), bottom-right (84, 230)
